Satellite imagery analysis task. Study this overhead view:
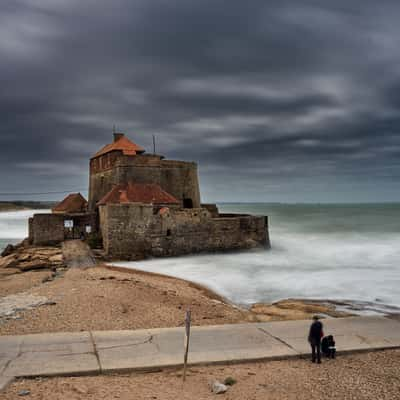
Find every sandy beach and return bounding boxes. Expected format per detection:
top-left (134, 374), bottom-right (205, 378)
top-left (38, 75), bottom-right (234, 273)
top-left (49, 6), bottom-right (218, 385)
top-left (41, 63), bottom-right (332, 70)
top-left (0, 265), bottom-right (253, 335)
top-left (0, 261), bottom-right (353, 336)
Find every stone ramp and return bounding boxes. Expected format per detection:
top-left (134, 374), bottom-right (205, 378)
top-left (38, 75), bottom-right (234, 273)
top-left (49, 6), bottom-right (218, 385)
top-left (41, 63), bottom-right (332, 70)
top-left (1, 316), bottom-right (400, 391)
top-left (62, 240), bottom-right (96, 268)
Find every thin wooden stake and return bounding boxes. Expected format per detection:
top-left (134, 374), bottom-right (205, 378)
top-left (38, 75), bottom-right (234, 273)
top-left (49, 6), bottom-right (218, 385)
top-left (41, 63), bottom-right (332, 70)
top-left (183, 309), bottom-right (191, 382)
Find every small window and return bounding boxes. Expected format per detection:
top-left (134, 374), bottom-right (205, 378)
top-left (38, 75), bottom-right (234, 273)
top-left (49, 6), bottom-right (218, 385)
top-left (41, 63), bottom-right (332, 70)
top-left (166, 229), bottom-right (172, 237)
top-left (64, 220), bottom-right (74, 228)
top-left (85, 225), bottom-right (92, 234)
top-left (183, 198), bottom-right (193, 208)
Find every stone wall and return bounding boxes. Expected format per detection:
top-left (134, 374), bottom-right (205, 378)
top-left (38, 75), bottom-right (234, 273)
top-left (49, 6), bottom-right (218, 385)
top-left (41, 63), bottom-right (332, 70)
top-left (29, 213), bottom-right (97, 246)
top-left (89, 153), bottom-right (201, 210)
top-left (201, 203), bottom-right (219, 217)
top-left (99, 203), bottom-right (154, 259)
top-left (29, 214), bottom-right (65, 245)
top-left (63, 213), bottom-right (97, 240)
top-left (159, 159), bottom-right (201, 209)
top-left (99, 203), bottom-right (269, 260)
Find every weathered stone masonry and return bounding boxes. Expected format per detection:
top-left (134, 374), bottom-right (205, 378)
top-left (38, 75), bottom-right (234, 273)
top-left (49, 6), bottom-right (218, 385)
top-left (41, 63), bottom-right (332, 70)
top-left (99, 203), bottom-right (269, 260)
top-left (29, 213), bottom-right (96, 246)
top-left (89, 154), bottom-right (201, 210)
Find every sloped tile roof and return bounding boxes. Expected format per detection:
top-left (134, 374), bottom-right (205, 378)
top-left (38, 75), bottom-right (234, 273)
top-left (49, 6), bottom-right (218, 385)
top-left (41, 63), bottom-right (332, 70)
top-left (92, 135), bottom-right (145, 159)
top-left (52, 193), bottom-right (88, 213)
top-left (97, 183), bottom-right (179, 206)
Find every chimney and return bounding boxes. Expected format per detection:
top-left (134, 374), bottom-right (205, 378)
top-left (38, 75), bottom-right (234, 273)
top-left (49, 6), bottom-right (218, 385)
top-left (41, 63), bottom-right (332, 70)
top-left (113, 132), bottom-right (125, 142)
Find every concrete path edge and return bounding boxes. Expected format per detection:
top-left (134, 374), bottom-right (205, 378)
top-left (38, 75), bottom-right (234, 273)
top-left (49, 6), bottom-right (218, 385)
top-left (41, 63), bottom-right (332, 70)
top-left (1, 316), bottom-right (400, 392)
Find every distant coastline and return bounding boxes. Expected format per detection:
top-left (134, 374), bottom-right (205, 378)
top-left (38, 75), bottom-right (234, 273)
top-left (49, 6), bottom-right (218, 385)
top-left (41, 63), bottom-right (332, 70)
top-left (0, 201), bottom-right (56, 212)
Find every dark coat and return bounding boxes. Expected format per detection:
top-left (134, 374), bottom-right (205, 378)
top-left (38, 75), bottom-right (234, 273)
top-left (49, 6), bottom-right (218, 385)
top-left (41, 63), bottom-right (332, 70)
top-left (308, 320), bottom-right (323, 343)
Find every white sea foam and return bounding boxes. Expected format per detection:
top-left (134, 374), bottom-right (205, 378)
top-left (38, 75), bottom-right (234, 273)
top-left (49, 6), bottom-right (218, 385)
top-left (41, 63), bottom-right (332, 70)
top-left (0, 209), bottom-right (49, 239)
top-left (114, 232), bottom-right (400, 308)
top-left (113, 203), bottom-right (400, 309)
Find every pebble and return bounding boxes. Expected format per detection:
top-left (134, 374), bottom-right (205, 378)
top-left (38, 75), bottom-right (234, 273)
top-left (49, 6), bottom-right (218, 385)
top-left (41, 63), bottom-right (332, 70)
top-left (210, 380), bottom-right (228, 394)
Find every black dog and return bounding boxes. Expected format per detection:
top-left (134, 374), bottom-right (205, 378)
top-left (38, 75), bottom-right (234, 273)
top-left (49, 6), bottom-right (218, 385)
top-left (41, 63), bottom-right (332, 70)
top-left (321, 335), bottom-right (336, 359)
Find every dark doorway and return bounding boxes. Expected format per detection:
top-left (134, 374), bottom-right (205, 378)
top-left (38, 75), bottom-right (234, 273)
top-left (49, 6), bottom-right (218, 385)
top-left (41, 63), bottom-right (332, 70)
top-left (183, 198), bottom-right (193, 208)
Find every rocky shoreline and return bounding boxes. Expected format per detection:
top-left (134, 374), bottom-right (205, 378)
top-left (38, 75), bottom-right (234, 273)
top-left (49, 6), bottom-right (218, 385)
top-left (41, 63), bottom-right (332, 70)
top-left (0, 241), bottom-right (65, 273)
top-left (0, 241), bottom-right (359, 335)
top-left (3, 238), bottom-right (398, 333)
top-left (105, 264), bottom-right (355, 321)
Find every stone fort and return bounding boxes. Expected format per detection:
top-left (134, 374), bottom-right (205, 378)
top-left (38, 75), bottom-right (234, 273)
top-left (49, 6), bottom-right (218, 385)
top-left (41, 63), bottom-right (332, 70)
top-left (29, 133), bottom-right (270, 260)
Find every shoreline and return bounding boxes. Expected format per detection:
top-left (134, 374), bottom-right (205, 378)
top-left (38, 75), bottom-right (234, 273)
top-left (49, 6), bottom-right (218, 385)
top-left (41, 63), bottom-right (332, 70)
top-left (1, 239), bottom-right (399, 335)
top-left (105, 263), bottom-right (400, 319)
top-left (1, 240), bottom-right (398, 333)
top-left (105, 264), bottom-right (231, 305)
top-left (0, 207), bottom-right (30, 212)
top-left (0, 262), bottom-right (353, 336)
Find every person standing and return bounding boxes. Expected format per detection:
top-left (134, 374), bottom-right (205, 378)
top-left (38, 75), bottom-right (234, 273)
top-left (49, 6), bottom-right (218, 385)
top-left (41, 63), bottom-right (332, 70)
top-left (308, 315), bottom-right (323, 363)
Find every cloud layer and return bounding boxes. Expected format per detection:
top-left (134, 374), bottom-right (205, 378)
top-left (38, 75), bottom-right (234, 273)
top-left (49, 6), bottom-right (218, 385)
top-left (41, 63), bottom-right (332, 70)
top-left (1, 0), bottom-right (400, 202)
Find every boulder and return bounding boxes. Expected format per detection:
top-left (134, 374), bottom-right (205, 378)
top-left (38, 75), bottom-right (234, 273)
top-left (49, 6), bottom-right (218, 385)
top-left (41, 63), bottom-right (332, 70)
top-left (1, 244), bottom-right (14, 257)
top-left (18, 253), bottom-right (31, 262)
top-left (250, 299), bottom-right (351, 321)
top-left (0, 254), bottom-right (18, 269)
top-left (210, 381), bottom-right (228, 394)
top-left (0, 267), bottom-right (21, 276)
top-left (0, 245), bottom-right (65, 273)
top-left (49, 254), bottom-right (63, 263)
top-left (18, 260), bottom-right (50, 271)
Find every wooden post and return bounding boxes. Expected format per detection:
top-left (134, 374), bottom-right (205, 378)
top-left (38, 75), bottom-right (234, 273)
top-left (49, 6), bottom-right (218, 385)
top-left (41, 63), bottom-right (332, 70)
top-left (183, 309), bottom-right (191, 382)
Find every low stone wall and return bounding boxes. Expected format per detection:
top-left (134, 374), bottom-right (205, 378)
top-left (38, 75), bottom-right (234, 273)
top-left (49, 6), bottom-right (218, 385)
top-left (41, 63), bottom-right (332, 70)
top-left (29, 214), bottom-right (64, 246)
top-left (99, 204), bottom-right (269, 260)
top-left (29, 213), bottom-right (97, 246)
top-left (201, 203), bottom-right (219, 217)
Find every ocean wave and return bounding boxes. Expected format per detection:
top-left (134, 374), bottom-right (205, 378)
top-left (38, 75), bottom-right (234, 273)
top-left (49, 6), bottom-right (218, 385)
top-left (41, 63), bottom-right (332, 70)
top-left (0, 209), bottom-right (49, 239)
top-left (114, 230), bottom-right (400, 308)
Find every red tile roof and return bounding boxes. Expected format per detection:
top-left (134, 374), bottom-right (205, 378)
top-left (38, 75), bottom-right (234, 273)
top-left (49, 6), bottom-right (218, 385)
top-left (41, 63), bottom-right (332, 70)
top-left (52, 193), bottom-right (88, 213)
top-left (92, 134), bottom-right (145, 159)
top-left (97, 183), bottom-right (179, 206)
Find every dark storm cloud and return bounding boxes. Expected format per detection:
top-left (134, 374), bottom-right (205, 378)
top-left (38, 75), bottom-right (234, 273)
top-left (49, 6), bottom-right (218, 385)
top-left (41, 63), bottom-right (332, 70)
top-left (1, 0), bottom-right (400, 201)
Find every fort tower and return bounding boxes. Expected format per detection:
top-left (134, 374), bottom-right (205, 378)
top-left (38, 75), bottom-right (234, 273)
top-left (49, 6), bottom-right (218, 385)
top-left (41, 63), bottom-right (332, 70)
top-left (88, 133), bottom-right (201, 210)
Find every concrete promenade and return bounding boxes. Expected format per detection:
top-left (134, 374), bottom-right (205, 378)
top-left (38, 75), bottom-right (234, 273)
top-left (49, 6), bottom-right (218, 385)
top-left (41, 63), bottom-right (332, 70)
top-left (1, 316), bottom-right (400, 390)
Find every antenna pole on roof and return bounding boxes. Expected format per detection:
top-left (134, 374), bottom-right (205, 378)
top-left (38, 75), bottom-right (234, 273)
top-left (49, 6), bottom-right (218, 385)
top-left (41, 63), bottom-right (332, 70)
top-left (113, 124), bottom-right (116, 134)
top-left (153, 135), bottom-right (156, 154)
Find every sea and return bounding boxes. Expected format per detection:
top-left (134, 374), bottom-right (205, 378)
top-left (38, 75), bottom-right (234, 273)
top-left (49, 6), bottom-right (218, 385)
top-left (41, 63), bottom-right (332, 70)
top-left (0, 209), bottom-right (50, 251)
top-left (1, 204), bottom-right (400, 314)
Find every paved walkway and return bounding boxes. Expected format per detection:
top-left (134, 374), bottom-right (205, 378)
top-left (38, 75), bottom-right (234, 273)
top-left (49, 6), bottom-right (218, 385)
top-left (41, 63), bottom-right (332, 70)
top-left (61, 240), bottom-right (96, 269)
top-left (1, 316), bottom-right (400, 390)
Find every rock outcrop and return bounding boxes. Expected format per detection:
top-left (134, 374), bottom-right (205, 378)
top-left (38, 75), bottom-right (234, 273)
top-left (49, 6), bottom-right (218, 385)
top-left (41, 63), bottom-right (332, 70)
top-left (250, 299), bottom-right (352, 321)
top-left (0, 293), bottom-right (55, 319)
top-left (0, 242), bottom-right (65, 275)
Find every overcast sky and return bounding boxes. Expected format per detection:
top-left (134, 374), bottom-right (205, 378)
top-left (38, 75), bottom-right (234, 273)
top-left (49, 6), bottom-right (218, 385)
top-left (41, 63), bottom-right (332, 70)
top-left (1, 0), bottom-right (400, 203)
